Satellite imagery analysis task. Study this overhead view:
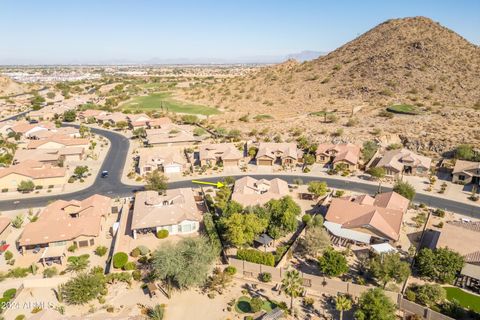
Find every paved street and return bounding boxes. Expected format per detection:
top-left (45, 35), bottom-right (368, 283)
top-left (0, 125), bottom-right (479, 218)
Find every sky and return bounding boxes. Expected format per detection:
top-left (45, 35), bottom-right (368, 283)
top-left (0, 0), bottom-right (479, 65)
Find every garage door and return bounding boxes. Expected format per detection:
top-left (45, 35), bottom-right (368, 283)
top-left (164, 164), bottom-right (182, 174)
top-left (257, 159), bottom-right (272, 166)
top-left (223, 160), bottom-right (237, 167)
top-left (78, 240), bottom-right (89, 248)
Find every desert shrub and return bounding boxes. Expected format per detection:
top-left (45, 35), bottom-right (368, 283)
top-left (156, 229), bottom-right (169, 239)
top-left (43, 267), bottom-right (58, 278)
top-left (123, 261), bottom-right (136, 271)
top-left (132, 270), bottom-right (142, 281)
top-left (136, 245), bottom-right (150, 256)
top-left (237, 249), bottom-right (275, 267)
top-left (250, 297), bottom-right (263, 312)
top-left (4, 251), bottom-right (13, 260)
top-left (224, 266), bottom-right (237, 276)
top-left (112, 252), bottom-right (128, 269)
top-left (3, 288), bottom-right (17, 299)
top-left (260, 272), bottom-right (272, 282)
top-left (130, 248), bottom-right (141, 258)
top-left (67, 244), bottom-right (77, 252)
top-left (95, 246), bottom-right (108, 257)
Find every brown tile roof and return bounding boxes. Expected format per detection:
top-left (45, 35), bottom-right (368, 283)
top-left (0, 160), bottom-right (66, 179)
top-left (199, 143), bottom-right (243, 161)
top-left (18, 194), bottom-right (111, 247)
top-left (256, 143), bottom-right (300, 160)
top-left (13, 149), bottom-right (60, 164)
top-left (147, 117), bottom-right (172, 128)
top-left (10, 121), bottom-right (55, 134)
top-left (325, 191), bottom-right (408, 241)
top-left (376, 148), bottom-right (432, 173)
top-left (452, 160), bottom-right (480, 175)
top-left (138, 147), bottom-right (187, 170)
top-left (27, 136), bottom-right (89, 149)
top-left (437, 220), bottom-right (480, 263)
top-left (232, 177), bottom-right (290, 207)
top-left (316, 143), bottom-right (361, 165)
top-left (146, 125), bottom-right (201, 145)
top-left (132, 189), bottom-right (201, 230)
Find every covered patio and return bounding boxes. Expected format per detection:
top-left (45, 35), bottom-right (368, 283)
top-left (39, 245), bottom-right (66, 267)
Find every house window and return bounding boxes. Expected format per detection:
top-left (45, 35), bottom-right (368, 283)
top-left (145, 167), bottom-right (151, 172)
top-left (459, 175), bottom-right (465, 181)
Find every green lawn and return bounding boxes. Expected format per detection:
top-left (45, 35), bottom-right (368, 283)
top-left (386, 104), bottom-right (421, 115)
top-left (121, 92), bottom-right (220, 116)
top-left (444, 286), bottom-right (480, 313)
top-left (234, 296), bottom-right (278, 314)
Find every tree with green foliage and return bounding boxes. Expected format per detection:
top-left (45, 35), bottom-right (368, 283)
top-left (362, 140), bottom-right (379, 162)
top-left (11, 215), bottom-right (24, 228)
top-left (115, 121), bottom-right (128, 130)
top-left (416, 248), bottom-right (464, 284)
top-left (219, 212), bottom-right (267, 247)
top-left (265, 196), bottom-right (301, 239)
top-left (355, 288), bottom-right (396, 320)
top-left (61, 272), bottom-right (105, 305)
top-left (414, 283), bottom-right (446, 307)
top-left (213, 185), bottom-right (232, 212)
top-left (298, 226), bottom-right (330, 258)
top-left (145, 169), bottom-right (168, 194)
top-left (79, 124), bottom-right (90, 138)
top-left (113, 252), bottom-right (129, 269)
top-left (335, 295), bottom-right (352, 320)
top-left (66, 254), bottom-right (90, 273)
top-left (393, 180), bottom-right (416, 201)
top-left (369, 252), bottom-right (411, 288)
top-left (455, 144), bottom-right (477, 161)
top-left (63, 110), bottom-right (76, 122)
top-left (367, 167), bottom-right (386, 180)
top-left (303, 153), bottom-right (316, 166)
top-left (282, 269), bottom-right (304, 312)
top-left (318, 248), bottom-right (348, 277)
top-left (74, 166), bottom-right (89, 178)
top-left (307, 181), bottom-right (328, 198)
top-left (132, 127), bottom-right (147, 138)
top-left (152, 237), bottom-right (216, 294)
top-left (17, 180), bottom-right (35, 193)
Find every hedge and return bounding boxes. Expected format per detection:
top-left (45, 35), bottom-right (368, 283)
top-left (156, 229), bottom-right (169, 239)
top-left (112, 252), bottom-right (128, 269)
top-left (237, 249), bottom-right (275, 267)
top-left (203, 212), bottom-right (222, 253)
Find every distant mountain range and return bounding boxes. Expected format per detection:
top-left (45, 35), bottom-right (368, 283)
top-left (0, 51), bottom-right (326, 66)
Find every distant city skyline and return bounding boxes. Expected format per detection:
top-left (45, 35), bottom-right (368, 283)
top-left (0, 0), bottom-right (479, 65)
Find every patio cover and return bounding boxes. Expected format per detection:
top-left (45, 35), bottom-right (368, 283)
top-left (371, 243), bottom-right (397, 254)
top-left (261, 307), bottom-right (284, 320)
top-left (40, 245), bottom-right (66, 260)
top-left (323, 221), bottom-right (371, 244)
top-left (461, 263), bottom-right (480, 280)
top-left (255, 233), bottom-right (274, 246)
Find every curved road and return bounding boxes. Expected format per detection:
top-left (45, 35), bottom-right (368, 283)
top-left (0, 126), bottom-right (479, 217)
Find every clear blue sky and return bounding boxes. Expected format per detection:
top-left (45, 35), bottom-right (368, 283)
top-left (0, 0), bottom-right (479, 64)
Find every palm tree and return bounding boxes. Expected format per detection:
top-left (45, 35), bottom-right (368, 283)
top-left (281, 269), bottom-right (304, 312)
top-left (335, 295), bottom-right (352, 320)
top-left (65, 254), bottom-right (90, 273)
top-left (148, 304), bottom-right (165, 320)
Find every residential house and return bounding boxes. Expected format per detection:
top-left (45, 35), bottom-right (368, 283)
top-left (9, 121), bottom-right (55, 138)
top-left (146, 117), bottom-right (172, 129)
top-left (436, 220), bottom-right (480, 292)
top-left (324, 191), bottom-right (409, 245)
top-left (145, 125), bottom-right (202, 146)
top-left (29, 105), bottom-right (72, 121)
top-left (96, 112), bottom-right (129, 126)
top-left (14, 147), bottom-right (84, 164)
top-left (316, 143), bottom-right (361, 171)
top-left (28, 126), bottom-right (80, 140)
top-left (128, 113), bottom-right (151, 129)
top-left (131, 188), bottom-right (203, 238)
top-left (372, 148), bottom-right (432, 177)
top-left (27, 136), bottom-right (89, 152)
top-left (78, 109), bottom-right (108, 122)
top-left (137, 147), bottom-right (188, 175)
top-left (0, 160), bottom-right (67, 189)
top-left (198, 143), bottom-right (243, 167)
top-left (18, 194), bottom-right (113, 252)
top-left (452, 160), bottom-right (480, 186)
top-left (232, 176), bottom-right (290, 207)
top-left (255, 143), bottom-right (302, 166)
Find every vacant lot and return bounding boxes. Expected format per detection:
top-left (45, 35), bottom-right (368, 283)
top-left (444, 286), bottom-right (480, 313)
top-left (121, 92), bottom-right (220, 115)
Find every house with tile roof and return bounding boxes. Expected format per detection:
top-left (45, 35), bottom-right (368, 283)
top-left (198, 143), bottom-right (243, 167)
top-left (26, 136), bottom-right (89, 151)
top-left (131, 188), bottom-right (203, 238)
top-left (452, 160), bottom-right (480, 186)
top-left (145, 125), bottom-right (202, 146)
top-left (0, 160), bottom-right (67, 190)
top-left (255, 143), bottom-right (302, 166)
top-left (137, 147), bottom-right (188, 175)
top-left (371, 148), bottom-right (432, 177)
top-left (17, 194), bottom-right (113, 252)
top-left (324, 191), bottom-right (409, 244)
top-left (232, 176), bottom-right (290, 207)
top-left (316, 143), bottom-right (361, 171)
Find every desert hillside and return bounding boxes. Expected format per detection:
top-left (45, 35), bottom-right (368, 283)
top-left (0, 75), bottom-right (26, 97)
top-left (181, 17), bottom-right (480, 156)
